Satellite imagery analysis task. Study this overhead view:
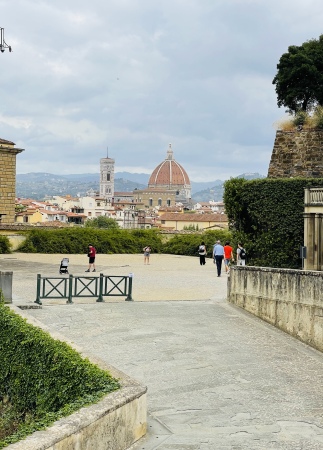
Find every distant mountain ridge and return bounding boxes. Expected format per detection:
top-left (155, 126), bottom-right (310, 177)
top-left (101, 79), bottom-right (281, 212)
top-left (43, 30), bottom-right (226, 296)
top-left (16, 172), bottom-right (264, 200)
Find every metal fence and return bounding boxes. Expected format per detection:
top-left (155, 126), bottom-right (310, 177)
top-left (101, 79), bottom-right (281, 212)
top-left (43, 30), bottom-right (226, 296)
top-left (35, 273), bottom-right (133, 305)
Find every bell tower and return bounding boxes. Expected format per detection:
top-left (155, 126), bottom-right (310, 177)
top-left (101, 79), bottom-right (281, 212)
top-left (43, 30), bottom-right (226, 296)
top-left (100, 148), bottom-right (115, 203)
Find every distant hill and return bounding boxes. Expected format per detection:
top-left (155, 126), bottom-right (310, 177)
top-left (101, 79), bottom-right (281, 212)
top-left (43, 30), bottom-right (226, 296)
top-left (237, 172), bottom-right (265, 180)
top-left (16, 173), bottom-right (145, 199)
top-left (16, 172), bottom-right (264, 200)
top-left (191, 173), bottom-right (265, 202)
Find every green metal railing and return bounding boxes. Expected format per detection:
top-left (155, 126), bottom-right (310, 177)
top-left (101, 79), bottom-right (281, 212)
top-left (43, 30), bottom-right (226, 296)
top-left (35, 273), bottom-right (133, 305)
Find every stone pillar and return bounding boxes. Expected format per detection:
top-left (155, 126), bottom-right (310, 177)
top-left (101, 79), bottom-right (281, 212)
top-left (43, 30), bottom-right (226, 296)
top-left (304, 213), bottom-right (315, 270)
top-left (0, 271), bottom-right (13, 303)
top-left (316, 213), bottom-right (323, 271)
top-left (0, 139), bottom-right (24, 224)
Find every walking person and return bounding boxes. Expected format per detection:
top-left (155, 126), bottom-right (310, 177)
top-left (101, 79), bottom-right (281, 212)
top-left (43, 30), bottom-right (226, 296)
top-left (236, 243), bottom-right (246, 266)
top-left (85, 244), bottom-right (96, 272)
top-left (213, 240), bottom-right (224, 277)
top-left (198, 241), bottom-right (207, 265)
top-left (143, 246), bottom-right (151, 265)
top-left (223, 241), bottom-right (234, 274)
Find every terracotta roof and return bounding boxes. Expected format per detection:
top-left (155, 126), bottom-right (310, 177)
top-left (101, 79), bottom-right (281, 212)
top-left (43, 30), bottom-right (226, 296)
top-left (39, 209), bottom-right (67, 215)
top-left (66, 212), bottom-right (87, 217)
top-left (41, 221), bottom-right (69, 227)
top-left (158, 206), bottom-right (183, 213)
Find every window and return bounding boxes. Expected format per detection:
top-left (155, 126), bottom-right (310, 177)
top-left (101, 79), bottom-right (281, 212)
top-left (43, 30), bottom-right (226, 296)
top-left (158, 198), bottom-right (162, 206)
top-left (107, 173), bottom-right (111, 181)
top-left (149, 198), bottom-right (153, 207)
top-left (161, 220), bottom-right (165, 224)
top-left (167, 199), bottom-right (171, 207)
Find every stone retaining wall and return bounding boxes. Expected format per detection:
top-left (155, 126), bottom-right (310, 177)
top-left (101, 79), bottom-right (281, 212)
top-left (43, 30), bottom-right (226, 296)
top-left (227, 266), bottom-right (323, 352)
top-left (268, 130), bottom-right (323, 178)
top-left (6, 307), bottom-right (147, 450)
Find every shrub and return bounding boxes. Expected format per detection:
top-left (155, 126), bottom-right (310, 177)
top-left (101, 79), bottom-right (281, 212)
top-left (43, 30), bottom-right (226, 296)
top-left (84, 217), bottom-right (120, 229)
top-left (0, 303), bottom-right (120, 447)
top-left (0, 236), bottom-right (11, 254)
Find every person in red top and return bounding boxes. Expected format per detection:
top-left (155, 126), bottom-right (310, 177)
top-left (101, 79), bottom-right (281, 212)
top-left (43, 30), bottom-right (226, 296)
top-left (85, 244), bottom-right (96, 272)
top-left (223, 241), bottom-right (234, 274)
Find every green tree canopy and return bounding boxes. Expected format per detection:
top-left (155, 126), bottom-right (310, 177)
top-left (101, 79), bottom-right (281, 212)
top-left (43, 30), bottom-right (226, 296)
top-left (272, 35), bottom-right (323, 113)
top-left (84, 216), bottom-right (120, 229)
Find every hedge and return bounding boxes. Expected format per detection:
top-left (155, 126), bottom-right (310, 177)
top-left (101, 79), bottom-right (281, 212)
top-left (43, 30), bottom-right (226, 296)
top-left (18, 228), bottom-right (163, 254)
top-left (0, 303), bottom-right (120, 447)
top-left (223, 177), bottom-right (323, 268)
top-left (17, 228), bottom-right (233, 257)
top-left (161, 229), bottom-right (232, 256)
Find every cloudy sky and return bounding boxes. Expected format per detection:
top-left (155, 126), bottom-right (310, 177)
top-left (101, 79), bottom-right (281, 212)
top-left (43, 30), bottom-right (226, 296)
top-left (1, 0), bottom-right (323, 181)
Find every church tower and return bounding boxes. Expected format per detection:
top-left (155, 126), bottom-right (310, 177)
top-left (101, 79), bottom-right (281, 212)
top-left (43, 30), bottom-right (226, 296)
top-left (100, 150), bottom-right (115, 203)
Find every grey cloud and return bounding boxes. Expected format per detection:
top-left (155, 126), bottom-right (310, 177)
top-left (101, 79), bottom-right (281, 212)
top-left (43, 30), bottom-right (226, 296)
top-left (2, 0), bottom-right (323, 180)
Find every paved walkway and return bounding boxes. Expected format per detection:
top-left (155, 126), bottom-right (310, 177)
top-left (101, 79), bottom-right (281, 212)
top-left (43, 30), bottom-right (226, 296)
top-left (2, 254), bottom-right (323, 449)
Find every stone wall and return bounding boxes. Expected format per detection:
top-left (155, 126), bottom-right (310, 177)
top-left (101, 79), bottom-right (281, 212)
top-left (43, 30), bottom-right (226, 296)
top-left (268, 130), bottom-right (323, 178)
top-left (228, 266), bottom-right (323, 352)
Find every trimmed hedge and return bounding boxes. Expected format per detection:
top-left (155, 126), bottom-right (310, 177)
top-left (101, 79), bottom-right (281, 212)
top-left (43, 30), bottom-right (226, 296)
top-left (223, 177), bottom-right (323, 268)
top-left (17, 228), bottom-right (233, 257)
top-left (18, 228), bottom-right (163, 254)
top-left (0, 303), bottom-right (120, 447)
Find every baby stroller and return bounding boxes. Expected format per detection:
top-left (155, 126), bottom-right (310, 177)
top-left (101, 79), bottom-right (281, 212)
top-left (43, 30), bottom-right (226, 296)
top-left (59, 258), bottom-right (69, 274)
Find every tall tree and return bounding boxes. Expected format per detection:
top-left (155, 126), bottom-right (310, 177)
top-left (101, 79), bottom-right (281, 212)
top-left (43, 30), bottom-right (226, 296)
top-left (84, 216), bottom-right (119, 229)
top-left (273, 35), bottom-right (323, 113)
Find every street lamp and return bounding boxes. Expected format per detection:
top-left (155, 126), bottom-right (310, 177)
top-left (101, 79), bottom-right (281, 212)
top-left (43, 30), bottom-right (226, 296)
top-left (0, 28), bottom-right (12, 53)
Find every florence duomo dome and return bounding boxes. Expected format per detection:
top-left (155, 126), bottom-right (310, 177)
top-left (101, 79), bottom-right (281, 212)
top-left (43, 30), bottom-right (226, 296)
top-left (148, 144), bottom-right (191, 204)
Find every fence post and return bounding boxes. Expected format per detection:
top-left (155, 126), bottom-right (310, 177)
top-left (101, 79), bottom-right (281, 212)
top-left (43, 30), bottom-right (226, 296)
top-left (35, 274), bottom-right (42, 305)
top-left (67, 274), bottom-right (74, 304)
top-left (125, 273), bottom-right (134, 301)
top-left (97, 273), bottom-right (104, 302)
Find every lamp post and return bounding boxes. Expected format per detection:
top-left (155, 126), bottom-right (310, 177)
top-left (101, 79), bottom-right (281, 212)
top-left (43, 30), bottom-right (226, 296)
top-left (0, 28), bottom-right (12, 53)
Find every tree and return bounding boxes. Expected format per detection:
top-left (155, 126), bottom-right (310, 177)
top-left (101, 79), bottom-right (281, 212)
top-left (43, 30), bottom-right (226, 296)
top-left (272, 35), bottom-right (323, 113)
top-left (84, 216), bottom-right (120, 229)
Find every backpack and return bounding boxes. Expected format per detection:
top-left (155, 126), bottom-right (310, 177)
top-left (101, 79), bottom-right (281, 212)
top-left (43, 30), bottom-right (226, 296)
top-left (240, 248), bottom-right (246, 260)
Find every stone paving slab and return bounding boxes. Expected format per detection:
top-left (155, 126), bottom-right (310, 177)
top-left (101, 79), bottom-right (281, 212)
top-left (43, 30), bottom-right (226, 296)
top-left (3, 253), bottom-right (323, 449)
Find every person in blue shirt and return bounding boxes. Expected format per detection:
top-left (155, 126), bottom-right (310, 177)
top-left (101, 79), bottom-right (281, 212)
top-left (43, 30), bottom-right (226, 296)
top-left (213, 240), bottom-right (224, 277)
